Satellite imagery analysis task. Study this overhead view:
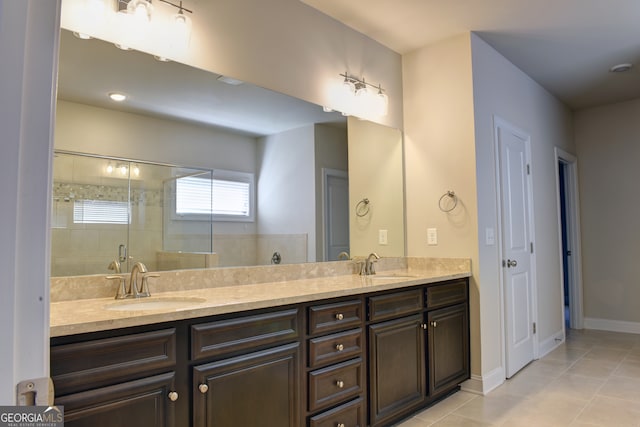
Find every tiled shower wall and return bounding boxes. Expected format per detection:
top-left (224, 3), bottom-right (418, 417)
top-left (51, 183), bottom-right (309, 276)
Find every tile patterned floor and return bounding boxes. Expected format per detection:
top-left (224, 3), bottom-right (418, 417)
top-left (396, 329), bottom-right (640, 426)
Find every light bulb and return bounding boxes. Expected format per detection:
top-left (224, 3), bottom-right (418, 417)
top-left (342, 76), bottom-right (356, 95)
top-left (171, 10), bottom-right (192, 49)
top-left (127, 0), bottom-right (153, 22)
top-left (132, 165), bottom-right (140, 177)
top-left (119, 165), bottom-right (128, 175)
top-left (106, 163), bottom-right (114, 174)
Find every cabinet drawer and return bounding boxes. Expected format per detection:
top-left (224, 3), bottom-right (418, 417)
top-left (191, 308), bottom-right (299, 361)
top-left (308, 358), bottom-right (363, 412)
top-left (308, 299), bottom-right (363, 335)
top-left (368, 289), bottom-right (423, 322)
top-left (309, 328), bottom-right (363, 368)
top-left (55, 372), bottom-right (176, 426)
top-left (51, 328), bottom-right (176, 396)
top-left (309, 397), bottom-right (365, 427)
top-left (426, 280), bottom-right (467, 309)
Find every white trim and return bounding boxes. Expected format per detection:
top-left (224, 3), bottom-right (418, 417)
top-left (460, 367), bottom-right (505, 395)
top-left (538, 331), bottom-right (565, 358)
top-left (554, 148), bottom-right (584, 331)
top-left (584, 318), bottom-right (640, 335)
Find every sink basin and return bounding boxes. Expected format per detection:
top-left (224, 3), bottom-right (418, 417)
top-left (104, 296), bottom-right (207, 312)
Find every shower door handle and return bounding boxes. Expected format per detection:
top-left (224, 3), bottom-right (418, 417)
top-left (118, 244), bottom-right (127, 263)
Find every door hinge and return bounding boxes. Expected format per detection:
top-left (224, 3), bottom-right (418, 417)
top-left (533, 322), bottom-right (536, 334)
top-left (527, 164), bottom-right (531, 175)
top-left (530, 242), bottom-right (534, 253)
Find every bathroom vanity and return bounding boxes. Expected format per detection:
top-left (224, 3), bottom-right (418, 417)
top-left (50, 260), bottom-right (470, 427)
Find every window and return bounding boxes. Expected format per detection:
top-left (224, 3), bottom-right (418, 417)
top-left (175, 170), bottom-right (254, 221)
top-left (73, 199), bottom-right (129, 224)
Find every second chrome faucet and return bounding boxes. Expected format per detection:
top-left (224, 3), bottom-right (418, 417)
top-left (107, 261), bottom-right (159, 299)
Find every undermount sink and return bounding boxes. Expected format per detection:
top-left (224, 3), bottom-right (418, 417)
top-left (104, 296), bottom-right (207, 312)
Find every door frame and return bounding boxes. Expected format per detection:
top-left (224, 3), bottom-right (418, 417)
top-left (493, 116), bottom-right (539, 376)
top-left (321, 168), bottom-right (349, 262)
top-left (554, 148), bottom-right (584, 331)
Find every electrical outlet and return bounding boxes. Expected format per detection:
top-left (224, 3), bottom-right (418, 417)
top-left (379, 229), bottom-right (388, 245)
top-left (427, 228), bottom-right (438, 245)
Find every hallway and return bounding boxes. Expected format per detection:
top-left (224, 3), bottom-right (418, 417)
top-left (397, 329), bottom-right (640, 426)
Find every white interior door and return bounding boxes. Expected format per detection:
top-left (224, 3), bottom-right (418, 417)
top-left (323, 169), bottom-right (349, 261)
top-left (496, 118), bottom-right (535, 378)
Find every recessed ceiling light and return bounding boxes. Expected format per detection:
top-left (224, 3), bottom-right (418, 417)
top-left (610, 63), bottom-right (633, 73)
top-left (108, 92), bottom-right (127, 102)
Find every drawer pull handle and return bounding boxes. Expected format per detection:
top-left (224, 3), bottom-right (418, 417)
top-left (421, 323), bottom-right (427, 330)
top-left (199, 384), bottom-right (209, 394)
top-left (335, 313), bottom-right (344, 320)
top-left (168, 391), bottom-right (179, 402)
top-left (431, 321), bottom-right (438, 328)
top-left (336, 380), bottom-right (345, 388)
top-left (337, 424), bottom-right (345, 427)
top-left (336, 343), bottom-right (344, 352)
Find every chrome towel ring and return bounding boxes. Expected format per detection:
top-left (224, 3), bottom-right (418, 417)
top-left (356, 198), bottom-right (370, 217)
top-left (438, 191), bottom-right (458, 212)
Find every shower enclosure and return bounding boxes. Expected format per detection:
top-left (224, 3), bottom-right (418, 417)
top-left (51, 152), bottom-right (214, 276)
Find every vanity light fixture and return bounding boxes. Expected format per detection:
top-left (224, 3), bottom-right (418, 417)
top-left (132, 165), bottom-right (140, 177)
top-left (337, 72), bottom-right (389, 118)
top-left (108, 92), bottom-right (127, 102)
top-left (106, 163), bottom-right (114, 174)
top-left (126, 0), bottom-right (154, 23)
top-left (159, 0), bottom-right (193, 47)
top-left (119, 164), bottom-right (129, 176)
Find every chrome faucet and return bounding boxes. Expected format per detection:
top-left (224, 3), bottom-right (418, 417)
top-left (107, 261), bottom-right (158, 299)
top-left (361, 252), bottom-right (380, 276)
top-left (108, 259), bottom-right (121, 274)
top-left (129, 261), bottom-right (157, 298)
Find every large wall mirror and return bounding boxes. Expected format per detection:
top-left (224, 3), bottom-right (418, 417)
top-left (53, 29), bottom-right (405, 276)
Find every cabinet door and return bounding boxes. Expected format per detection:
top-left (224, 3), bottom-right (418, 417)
top-left (428, 303), bottom-right (469, 397)
top-left (193, 343), bottom-right (300, 427)
top-left (368, 314), bottom-right (426, 427)
top-left (55, 372), bottom-right (176, 427)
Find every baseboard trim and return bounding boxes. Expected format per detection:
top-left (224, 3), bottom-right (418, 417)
top-left (584, 317), bottom-right (640, 334)
top-left (460, 366), bottom-right (504, 395)
top-left (538, 330), bottom-right (565, 358)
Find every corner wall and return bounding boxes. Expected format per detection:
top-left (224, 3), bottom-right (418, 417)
top-left (471, 33), bottom-right (574, 381)
top-left (402, 34), bottom-right (480, 377)
top-left (575, 99), bottom-right (640, 331)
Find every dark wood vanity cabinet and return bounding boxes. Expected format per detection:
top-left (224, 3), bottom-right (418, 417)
top-left (51, 278), bottom-right (469, 427)
top-left (190, 308), bottom-right (301, 427)
top-left (368, 280), bottom-right (470, 426)
top-left (50, 328), bottom-right (180, 427)
top-left (305, 298), bottom-right (367, 427)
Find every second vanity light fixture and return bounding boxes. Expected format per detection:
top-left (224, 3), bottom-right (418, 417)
top-left (71, 0), bottom-right (194, 58)
top-left (331, 72), bottom-right (389, 118)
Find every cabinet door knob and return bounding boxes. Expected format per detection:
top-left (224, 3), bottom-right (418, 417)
top-left (336, 343), bottom-right (344, 352)
top-left (336, 380), bottom-right (344, 388)
top-left (421, 323), bottom-right (427, 330)
top-left (335, 313), bottom-right (344, 320)
top-left (431, 321), bottom-right (437, 328)
top-left (168, 391), bottom-right (179, 402)
top-left (337, 423), bottom-right (345, 427)
top-left (198, 383), bottom-right (209, 394)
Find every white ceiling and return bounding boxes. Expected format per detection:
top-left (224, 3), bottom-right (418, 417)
top-left (300, 0), bottom-right (640, 110)
top-left (57, 30), bottom-right (345, 137)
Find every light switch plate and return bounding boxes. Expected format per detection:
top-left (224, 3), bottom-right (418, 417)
top-left (485, 227), bottom-right (495, 245)
top-left (427, 228), bottom-right (438, 245)
top-left (379, 229), bottom-right (388, 245)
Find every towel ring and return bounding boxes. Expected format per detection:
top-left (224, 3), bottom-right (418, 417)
top-left (438, 191), bottom-right (458, 213)
top-left (356, 198), bottom-right (370, 217)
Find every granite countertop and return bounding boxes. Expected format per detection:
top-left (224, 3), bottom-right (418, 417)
top-left (50, 265), bottom-right (470, 337)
